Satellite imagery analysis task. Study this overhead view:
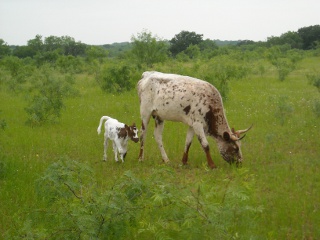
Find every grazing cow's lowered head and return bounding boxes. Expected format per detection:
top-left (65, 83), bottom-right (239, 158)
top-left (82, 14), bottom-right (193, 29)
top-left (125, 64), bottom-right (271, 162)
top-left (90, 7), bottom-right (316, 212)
top-left (137, 71), bottom-right (252, 168)
top-left (97, 116), bottom-right (139, 162)
top-left (216, 126), bottom-right (252, 164)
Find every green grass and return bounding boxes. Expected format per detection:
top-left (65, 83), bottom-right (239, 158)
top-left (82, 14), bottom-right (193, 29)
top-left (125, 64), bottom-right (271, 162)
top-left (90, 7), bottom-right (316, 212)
top-left (1, 57), bottom-right (320, 239)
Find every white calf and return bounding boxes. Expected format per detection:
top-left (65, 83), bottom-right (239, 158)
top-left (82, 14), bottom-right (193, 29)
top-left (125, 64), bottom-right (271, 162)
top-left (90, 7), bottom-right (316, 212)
top-left (97, 116), bottom-right (139, 162)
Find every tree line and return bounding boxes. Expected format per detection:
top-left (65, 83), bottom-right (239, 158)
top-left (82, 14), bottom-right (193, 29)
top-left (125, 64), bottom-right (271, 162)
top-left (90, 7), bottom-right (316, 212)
top-left (1, 25), bottom-right (320, 61)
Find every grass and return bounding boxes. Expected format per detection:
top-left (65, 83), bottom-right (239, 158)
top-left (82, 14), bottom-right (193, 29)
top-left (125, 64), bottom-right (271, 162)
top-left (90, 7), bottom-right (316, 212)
top-left (1, 57), bottom-right (320, 239)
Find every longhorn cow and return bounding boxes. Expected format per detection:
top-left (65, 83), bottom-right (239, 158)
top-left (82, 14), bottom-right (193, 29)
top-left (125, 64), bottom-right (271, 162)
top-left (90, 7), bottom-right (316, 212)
top-left (137, 71), bottom-right (252, 168)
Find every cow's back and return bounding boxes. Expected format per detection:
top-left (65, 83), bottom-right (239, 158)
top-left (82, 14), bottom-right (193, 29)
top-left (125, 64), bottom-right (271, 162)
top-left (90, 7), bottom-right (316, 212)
top-left (138, 72), bottom-right (225, 130)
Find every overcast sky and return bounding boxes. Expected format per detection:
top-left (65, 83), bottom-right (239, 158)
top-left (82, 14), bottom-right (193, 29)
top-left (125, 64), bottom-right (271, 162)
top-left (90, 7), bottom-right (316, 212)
top-left (1, 0), bottom-right (319, 45)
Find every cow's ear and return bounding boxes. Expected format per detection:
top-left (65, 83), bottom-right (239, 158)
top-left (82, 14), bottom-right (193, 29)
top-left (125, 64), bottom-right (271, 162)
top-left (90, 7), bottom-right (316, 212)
top-left (223, 132), bottom-right (231, 141)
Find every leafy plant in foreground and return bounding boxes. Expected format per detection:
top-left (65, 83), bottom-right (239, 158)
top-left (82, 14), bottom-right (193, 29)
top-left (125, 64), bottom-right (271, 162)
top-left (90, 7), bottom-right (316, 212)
top-left (8, 158), bottom-right (263, 239)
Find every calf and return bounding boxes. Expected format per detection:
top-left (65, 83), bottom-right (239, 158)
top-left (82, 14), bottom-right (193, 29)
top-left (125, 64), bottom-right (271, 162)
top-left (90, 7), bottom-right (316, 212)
top-left (97, 116), bottom-right (139, 162)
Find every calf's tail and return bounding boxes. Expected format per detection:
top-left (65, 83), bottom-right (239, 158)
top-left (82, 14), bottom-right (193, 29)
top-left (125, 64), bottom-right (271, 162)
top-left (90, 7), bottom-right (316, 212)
top-left (97, 116), bottom-right (111, 135)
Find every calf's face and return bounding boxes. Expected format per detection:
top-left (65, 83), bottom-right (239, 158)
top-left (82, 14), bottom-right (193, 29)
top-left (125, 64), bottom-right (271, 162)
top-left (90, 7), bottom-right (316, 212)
top-left (127, 123), bottom-right (139, 143)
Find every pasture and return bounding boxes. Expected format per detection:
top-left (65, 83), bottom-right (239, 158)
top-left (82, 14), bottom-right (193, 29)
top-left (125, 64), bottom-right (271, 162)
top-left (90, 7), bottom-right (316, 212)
top-left (0, 56), bottom-right (320, 239)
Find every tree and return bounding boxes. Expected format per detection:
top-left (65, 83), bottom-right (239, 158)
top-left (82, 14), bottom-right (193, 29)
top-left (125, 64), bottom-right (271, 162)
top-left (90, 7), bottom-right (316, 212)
top-left (184, 44), bottom-right (200, 59)
top-left (27, 35), bottom-right (44, 54)
top-left (0, 39), bottom-right (11, 58)
top-left (85, 46), bottom-right (108, 63)
top-left (169, 31), bottom-right (203, 56)
top-left (44, 36), bottom-right (63, 52)
top-left (13, 46), bottom-right (35, 58)
top-left (130, 30), bottom-right (168, 67)
top-left (267, 31), bottom-right (302, 49)
top-left (298, 25), bottom-right (320, 50)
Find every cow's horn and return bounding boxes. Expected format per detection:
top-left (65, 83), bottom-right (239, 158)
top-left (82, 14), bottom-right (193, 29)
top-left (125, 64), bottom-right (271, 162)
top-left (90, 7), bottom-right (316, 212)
top-left (236, 124), bottom-right (253, 135)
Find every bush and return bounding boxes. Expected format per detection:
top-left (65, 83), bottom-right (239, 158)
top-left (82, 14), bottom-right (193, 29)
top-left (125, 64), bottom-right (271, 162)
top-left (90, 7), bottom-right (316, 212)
top-left (306, 72), bottom-right (320, 92)
top-left (98, 63), bottom-right (137, 93)
top-left (313, 100), bottom-right (320, 117)
top-left (8, 159), bottom-right (262, 239)
top-left (203, 57), bottom-right (250, 100)
top-left (25, 67), bottom-right (78, 125)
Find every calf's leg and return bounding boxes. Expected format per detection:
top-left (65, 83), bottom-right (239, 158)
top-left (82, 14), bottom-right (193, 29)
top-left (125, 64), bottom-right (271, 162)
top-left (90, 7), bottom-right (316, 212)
top-left (112, 141), bottom-right (119, 162)
top-left (103, 136), bottom-right (109, 161)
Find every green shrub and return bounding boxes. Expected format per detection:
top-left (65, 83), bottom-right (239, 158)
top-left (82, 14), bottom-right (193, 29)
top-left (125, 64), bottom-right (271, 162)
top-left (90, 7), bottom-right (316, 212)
top-left (306, 72), bottom-right (320, 92)
top-left (8, 159), bottom-right (262, 239)
top-left (25, 67), bottom-right (78, 125)
top-left (313, 100), bottom-right (320, 117)
top-left (98, 63), bottom-right (137, 93)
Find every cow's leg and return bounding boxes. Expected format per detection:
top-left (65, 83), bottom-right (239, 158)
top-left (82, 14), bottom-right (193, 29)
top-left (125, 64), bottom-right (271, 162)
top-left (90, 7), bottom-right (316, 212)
top-left (193, 124), bottom-right (217, 169)
top-left (112, 141), bottom-right (119, 162)
top-left (138, 112), bottom-right (151, 161)
top-left (182, 127), bottom-right (194, 165)
top-left (154, 117), bottom-right (169, 163)
top-left (103, 135), bottom-right (109, 161)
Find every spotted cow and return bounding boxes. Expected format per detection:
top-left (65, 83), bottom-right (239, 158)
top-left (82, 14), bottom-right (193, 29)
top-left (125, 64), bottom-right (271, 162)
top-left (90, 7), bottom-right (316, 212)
top-left (137, 71), bottom-right (252, 168)
top-left (97, 116), bottom-right (139, 162)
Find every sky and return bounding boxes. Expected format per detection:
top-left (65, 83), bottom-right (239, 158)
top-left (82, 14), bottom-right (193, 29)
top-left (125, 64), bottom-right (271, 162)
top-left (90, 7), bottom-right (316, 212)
top-left (1, 0), bottom-right (319, 46)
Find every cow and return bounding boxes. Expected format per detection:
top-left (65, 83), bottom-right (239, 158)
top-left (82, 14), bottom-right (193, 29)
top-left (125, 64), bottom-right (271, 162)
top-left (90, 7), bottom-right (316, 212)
top-left (137, 71), bottom-right (252, 169)
top-left (97, 116), bottom-right (139, 162)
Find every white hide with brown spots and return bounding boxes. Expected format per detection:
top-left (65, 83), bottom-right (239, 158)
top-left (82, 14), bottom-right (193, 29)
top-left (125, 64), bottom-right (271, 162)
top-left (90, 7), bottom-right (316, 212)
top-left (137, 71), bottom-right (251, 168)
top-left (97, 116), bottom-right (139, 162)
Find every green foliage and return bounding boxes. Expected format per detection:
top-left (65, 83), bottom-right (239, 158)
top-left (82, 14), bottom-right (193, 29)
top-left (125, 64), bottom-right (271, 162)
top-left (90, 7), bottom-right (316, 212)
top-left (56, 55), bottom-right (84, 73)
top-left (312, 100), bottom-right (320, 117)
top-left (25, 67), bottom-right (78, 125)
top-left (0, 39), bottom-right (11, 58)
top-left (306, 71), bottom-right (320, 92)
top-left (85, 46), bottom-right (108, 63)
top-left (267, 31), bottom-right (303, 49)
top-left (8, 158), bottom-right (261, 239)
top-left (0, 110), bottom-right (6, 131)
top-left (0, 56), bottom-right (23, 77)
top-left (266, 46), bottom-right (303, 81)
top-left (306, 72), bottom-right (320, 117)
top-left (98, 63), bottom-right (137, 93)
top-left (0, 56), bottom-right (36, 91)
top-left (204, 56), bottom-right (250, 100)
top-left (298, 25), bottom-right (320, 50)
top-left (130, 30), bottom-right (168, 67)
top-left (169, 31), bottom-right (204, 56)
top-left (183, 44), bottom-right (201, 59)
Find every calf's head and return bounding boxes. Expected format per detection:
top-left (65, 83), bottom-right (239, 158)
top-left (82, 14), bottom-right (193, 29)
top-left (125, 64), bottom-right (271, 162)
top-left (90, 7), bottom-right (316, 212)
top-left (217, 125), bottom-right (252, 164)
top-left (126, 123), bottom-right (139, 143)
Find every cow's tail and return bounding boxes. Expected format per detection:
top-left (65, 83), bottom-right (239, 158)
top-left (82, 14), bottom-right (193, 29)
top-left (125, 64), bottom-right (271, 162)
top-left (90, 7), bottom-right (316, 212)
top-left (97, 116), bottom-right (111, 135)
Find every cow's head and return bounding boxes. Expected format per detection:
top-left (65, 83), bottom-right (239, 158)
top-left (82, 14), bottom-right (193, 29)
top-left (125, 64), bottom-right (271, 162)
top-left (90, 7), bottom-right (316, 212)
top-left (126, 123), bottom-right (139, 143)
top-left (217, 125), bottom-right (252, 165)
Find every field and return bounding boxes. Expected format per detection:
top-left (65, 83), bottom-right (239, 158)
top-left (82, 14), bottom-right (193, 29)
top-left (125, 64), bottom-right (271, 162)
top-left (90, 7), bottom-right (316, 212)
top-left (1, 56), bottom-right (320, 239)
